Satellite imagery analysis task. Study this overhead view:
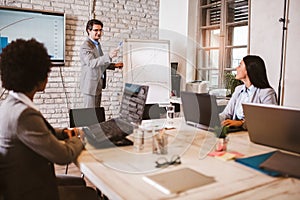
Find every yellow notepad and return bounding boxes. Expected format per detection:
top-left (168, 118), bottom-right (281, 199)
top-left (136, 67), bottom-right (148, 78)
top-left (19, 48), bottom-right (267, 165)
top-left (143, 167), bottom-right (215, 194)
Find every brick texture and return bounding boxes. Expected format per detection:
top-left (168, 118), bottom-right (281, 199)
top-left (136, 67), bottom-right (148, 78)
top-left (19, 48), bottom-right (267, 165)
top-left (0, 0), bottom-right (159, 127)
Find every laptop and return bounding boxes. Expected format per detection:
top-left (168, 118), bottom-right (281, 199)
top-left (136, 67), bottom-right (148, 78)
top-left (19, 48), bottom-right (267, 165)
top-left (83, 83), bottom-right (149, 148)
top-left (243, 103), bottom-right (300, 154)
top-left (181, 91), bottom-right (220, 131)
top-left (180, 91), bottom-right (243, 133)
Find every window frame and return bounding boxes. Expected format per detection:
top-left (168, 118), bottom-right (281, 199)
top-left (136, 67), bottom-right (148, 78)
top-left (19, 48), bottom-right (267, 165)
top-left (196, 0), bottom-right (250, 89)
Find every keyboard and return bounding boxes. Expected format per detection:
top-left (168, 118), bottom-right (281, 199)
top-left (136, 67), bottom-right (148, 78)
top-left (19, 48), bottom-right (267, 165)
top-left (83, 118), bottom-right (134, 148)
top-left (100, 118), bottom-right (134, 137)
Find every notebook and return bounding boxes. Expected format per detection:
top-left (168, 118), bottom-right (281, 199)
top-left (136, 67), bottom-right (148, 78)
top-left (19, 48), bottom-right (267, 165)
top-left (143, 167), bottom-right (215, 194)
top-left (243, 103), bottom-right (300, 154)
top-left (83, 83), bottom-right (149, 148)
top-left (235, 151), bottom-right (280, 177)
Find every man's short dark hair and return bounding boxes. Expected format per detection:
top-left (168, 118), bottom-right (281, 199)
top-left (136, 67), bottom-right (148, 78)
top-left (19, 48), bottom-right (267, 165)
top-left (0, 38), bottom-right (51, 93)
top-left (86, 19), bottom-right (103, 34)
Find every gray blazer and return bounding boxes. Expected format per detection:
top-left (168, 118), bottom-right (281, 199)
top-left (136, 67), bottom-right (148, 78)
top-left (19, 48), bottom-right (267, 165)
top-left (79, 38), bottom-right (112, 96)
top-left (0, 95), bottom-right (84, 200)
top-left (219, 84), bottom-right (278, 121)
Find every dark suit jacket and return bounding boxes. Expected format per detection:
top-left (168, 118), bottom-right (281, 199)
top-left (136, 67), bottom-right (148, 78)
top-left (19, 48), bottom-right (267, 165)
top-left (0, 95), bottom-right (84, 200)
top-left (79, 38), bottom-right (114, 96)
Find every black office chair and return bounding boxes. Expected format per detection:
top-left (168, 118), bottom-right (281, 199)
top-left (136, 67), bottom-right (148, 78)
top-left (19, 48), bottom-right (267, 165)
top-left (142, 104), bottom-right (167, 120)
top-left (60, 107), bottom-right (106, 199)
top-left (65, 107), bottom-right (106, 174)
top-left (69, 107), bottom-right (106, 128)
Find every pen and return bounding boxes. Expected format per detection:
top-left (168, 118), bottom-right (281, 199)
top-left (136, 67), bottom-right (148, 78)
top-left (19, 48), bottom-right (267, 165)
top-left (117, 41), bottom-right (123, 50)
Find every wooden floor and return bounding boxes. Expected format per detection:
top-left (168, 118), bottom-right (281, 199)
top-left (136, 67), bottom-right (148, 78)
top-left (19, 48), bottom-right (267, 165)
top-left (55, 163), bottom-right (96, 189)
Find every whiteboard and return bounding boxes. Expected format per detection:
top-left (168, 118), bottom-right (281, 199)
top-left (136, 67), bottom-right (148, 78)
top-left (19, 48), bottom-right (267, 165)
top-left (123, 39), bottom-right (171, 104)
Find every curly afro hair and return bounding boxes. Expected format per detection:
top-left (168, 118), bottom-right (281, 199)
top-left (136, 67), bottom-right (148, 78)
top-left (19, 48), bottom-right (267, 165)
top-left (0, 38), bottom-right (51, 92)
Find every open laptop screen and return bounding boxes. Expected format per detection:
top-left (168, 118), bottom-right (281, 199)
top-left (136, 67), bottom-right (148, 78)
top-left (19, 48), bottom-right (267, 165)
top-left (181, 91), bottom-right (221, 130)
top-left (119, 83), bottom-right (149, 125)
top-left (243, 103), bottom-right (300, 154)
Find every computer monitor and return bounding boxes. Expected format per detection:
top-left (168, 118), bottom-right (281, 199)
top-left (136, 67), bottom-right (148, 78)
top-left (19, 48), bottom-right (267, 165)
top-left (0, 6), bottom-right (66, 66)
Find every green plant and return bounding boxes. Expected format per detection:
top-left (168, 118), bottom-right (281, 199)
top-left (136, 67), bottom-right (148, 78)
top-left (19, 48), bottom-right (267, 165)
top-left (213, 126), bottom-right (229, 138)
top-left (224, 72), bottom-right (243, 97)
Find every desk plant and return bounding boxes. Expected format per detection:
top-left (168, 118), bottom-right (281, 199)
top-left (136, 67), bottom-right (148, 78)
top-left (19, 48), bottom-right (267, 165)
top-left (224, 72), bottom-right (243, 97)
top-left (214, 126), bottom-right (229, 151)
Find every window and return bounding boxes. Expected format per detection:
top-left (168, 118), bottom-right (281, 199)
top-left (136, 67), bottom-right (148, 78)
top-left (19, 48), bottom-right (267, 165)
top-left (197, 0), bottom-right (249, 89)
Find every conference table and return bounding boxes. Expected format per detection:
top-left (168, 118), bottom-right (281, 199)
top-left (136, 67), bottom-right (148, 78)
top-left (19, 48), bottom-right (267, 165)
top-left (76, 118), bottom-right (300, 200)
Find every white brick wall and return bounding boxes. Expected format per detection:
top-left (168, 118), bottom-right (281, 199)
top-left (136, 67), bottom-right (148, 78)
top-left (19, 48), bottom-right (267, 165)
top-left (0, 0), bottom-right (159, 127)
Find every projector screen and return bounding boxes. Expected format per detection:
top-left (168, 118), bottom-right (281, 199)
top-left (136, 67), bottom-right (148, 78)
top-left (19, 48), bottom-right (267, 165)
top-left (0, 6), bottom-right (65, 66)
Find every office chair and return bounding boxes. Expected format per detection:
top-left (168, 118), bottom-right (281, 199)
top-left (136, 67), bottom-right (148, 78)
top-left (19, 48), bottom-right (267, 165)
top-left (65, 107), bottom-right (106, 174)
top-left (69, 107), bottom-right (106, 128)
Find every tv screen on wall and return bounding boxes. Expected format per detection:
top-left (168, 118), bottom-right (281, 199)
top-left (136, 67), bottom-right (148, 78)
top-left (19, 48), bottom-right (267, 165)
top-left (0, 6), bottom-right (65, 66)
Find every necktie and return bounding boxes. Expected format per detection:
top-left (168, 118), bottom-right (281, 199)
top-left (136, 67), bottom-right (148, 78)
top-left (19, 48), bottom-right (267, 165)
top-left (96, 43), bottom-right (106, 89)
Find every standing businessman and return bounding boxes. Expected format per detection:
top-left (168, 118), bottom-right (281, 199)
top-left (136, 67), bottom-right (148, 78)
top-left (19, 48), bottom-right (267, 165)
top-left (80, 19), bottom-right (122, 107)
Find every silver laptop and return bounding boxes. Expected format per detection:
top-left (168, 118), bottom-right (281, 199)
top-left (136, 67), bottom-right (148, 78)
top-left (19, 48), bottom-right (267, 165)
top-left (180, 91), bottom-right (221, 131)
top-left (243, 103), bottom-right (300, 154)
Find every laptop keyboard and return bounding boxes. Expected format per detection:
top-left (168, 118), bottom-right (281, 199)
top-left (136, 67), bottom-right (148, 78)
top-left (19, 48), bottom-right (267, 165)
top-left (100, 118), bottom-right (134, 137)
top-left (83, 118), bottom-right (134, 147)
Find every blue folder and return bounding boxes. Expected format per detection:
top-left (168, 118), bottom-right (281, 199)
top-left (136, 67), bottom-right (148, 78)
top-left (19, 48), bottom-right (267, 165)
top-left (235, 151), bottom-right (280, 176)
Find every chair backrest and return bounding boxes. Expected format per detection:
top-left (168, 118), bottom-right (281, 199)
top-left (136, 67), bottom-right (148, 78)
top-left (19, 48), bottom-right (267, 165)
top-left (69, 107), bottom-right (106, 127)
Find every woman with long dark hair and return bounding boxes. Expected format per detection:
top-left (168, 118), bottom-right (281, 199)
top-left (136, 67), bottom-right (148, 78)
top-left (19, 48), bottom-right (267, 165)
top-left (220, 55), bottom-right (277, 129)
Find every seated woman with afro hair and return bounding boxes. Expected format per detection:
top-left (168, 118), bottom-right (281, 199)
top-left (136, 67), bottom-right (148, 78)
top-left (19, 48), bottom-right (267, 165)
top-left (0, 39), bottom-right (98, 200)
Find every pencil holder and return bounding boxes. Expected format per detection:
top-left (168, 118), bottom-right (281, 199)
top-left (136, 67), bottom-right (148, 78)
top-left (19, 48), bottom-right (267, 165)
top-left (133, 128), bottom-right (144, 151)
top-left (152, 129), bottom-right (168, 154)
